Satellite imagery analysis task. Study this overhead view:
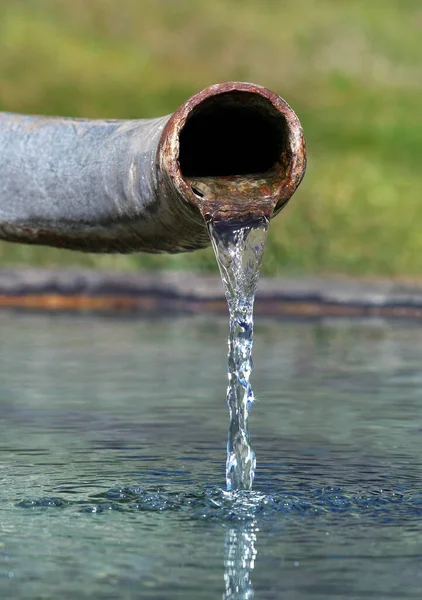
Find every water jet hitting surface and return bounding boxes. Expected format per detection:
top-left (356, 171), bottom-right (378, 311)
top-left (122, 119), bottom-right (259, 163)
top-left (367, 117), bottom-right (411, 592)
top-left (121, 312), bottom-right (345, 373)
top-left (208, 217), bottom-right (269, 490)
top-left (174, 85), bottom-right (306, 490)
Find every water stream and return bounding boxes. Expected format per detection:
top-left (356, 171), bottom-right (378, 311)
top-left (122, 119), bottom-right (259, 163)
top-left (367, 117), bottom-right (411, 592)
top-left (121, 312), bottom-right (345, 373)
top-left (189, 172), bottom-right (273, 491)
top-left (207, 216), bottom-right (269, 491)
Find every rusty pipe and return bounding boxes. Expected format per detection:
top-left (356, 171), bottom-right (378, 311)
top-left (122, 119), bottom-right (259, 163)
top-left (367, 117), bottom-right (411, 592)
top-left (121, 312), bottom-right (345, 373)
top-left (0, 82), bottom-right (306, 254)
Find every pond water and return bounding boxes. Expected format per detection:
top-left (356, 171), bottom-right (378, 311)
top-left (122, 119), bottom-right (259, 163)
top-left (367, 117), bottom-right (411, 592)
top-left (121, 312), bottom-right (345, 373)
top-left (1, 313), bottom-right (422, 599)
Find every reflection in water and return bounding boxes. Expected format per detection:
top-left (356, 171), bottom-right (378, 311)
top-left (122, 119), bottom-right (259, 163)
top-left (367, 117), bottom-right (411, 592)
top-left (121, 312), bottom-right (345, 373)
top-left (223, 520), bottom-right (258, 600)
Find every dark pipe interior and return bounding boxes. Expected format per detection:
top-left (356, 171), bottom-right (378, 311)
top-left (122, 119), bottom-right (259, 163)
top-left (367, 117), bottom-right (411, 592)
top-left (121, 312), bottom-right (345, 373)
top-left (179, 92), bottom-right (288, 177)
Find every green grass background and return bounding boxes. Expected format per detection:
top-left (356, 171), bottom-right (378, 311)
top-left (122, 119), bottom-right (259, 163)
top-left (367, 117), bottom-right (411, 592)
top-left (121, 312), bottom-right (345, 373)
top-left (0, 0), bottom-right (421, 276)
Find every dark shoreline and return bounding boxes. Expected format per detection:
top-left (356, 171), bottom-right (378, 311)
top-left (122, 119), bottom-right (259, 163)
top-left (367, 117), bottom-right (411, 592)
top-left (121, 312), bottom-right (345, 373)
top-left (0, 268), bottom-right (422, 318)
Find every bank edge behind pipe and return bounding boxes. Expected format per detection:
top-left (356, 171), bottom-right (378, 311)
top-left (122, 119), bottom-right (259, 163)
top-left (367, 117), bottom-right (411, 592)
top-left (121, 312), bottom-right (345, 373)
top-left (0, 82), bottom-right (306, 254)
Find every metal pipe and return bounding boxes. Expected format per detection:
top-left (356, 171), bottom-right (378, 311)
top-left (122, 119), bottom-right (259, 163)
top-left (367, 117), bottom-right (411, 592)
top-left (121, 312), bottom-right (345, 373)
top-left (0, 82), bottom-right (306, 254)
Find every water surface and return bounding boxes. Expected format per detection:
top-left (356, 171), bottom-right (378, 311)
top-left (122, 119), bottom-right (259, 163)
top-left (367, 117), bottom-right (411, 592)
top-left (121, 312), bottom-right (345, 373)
top-left (1, 313), bottom-right (422, 599)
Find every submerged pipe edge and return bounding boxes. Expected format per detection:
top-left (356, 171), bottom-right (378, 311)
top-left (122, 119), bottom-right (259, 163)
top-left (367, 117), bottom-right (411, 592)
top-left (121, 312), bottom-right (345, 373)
top-left (0, 82), bottom-right (306, 254)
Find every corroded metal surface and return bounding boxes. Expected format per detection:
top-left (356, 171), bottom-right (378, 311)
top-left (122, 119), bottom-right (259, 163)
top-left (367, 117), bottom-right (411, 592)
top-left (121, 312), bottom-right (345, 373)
top-left (0, 82), bottom-right (306, 253)
top-left (187, 169), bottom-right (285, 224)
top-left (159, 82), bottom-right (306, 223)
top-left (0, 269), bottom-right (422, 318)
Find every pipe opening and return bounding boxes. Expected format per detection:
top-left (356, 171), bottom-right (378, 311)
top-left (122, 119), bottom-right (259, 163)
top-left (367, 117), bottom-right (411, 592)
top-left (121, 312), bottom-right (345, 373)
top-left (179, 91), bottom-right (288, 178)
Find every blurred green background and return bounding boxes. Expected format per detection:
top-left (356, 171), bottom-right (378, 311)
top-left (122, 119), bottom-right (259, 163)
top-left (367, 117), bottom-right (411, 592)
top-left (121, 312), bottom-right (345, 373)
top-left (0, 0), bottom-right (421, 276)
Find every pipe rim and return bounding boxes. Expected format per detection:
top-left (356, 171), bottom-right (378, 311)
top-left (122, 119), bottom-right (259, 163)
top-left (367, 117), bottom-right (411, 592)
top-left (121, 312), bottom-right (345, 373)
top-left (158, 81), bottom-right (306, 216)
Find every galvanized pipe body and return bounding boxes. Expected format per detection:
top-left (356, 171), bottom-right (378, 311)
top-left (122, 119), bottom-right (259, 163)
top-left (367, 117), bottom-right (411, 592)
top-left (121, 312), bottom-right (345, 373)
top-left (0, 82), bottom-right (306, 254)
top-left (0, 113), bottom-right (207, 253)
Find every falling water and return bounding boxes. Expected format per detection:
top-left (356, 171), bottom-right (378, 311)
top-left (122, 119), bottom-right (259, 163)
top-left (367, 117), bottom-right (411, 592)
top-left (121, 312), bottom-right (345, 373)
top-left (188, 173), bottom-right (273, 491)
top-left (207, 216), bottom-right (269, 491)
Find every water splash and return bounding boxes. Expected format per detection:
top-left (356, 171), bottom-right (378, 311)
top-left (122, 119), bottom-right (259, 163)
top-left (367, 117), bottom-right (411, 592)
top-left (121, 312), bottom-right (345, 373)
top-left (207, 216), bottom-right (269, 491)
top-left (17, 486), bottom-right (422, 524)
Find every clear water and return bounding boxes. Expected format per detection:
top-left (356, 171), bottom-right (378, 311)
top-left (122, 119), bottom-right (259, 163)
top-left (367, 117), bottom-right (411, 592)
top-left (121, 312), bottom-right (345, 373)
top-left (208, 217), bottom-right (269, 491)
top-left (2, 313), bottom-right (422, 599)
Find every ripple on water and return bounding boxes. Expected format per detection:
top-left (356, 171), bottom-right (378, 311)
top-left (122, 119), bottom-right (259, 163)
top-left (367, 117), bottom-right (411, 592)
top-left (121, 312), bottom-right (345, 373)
top-left (15, 486), bottom-right (422, 523)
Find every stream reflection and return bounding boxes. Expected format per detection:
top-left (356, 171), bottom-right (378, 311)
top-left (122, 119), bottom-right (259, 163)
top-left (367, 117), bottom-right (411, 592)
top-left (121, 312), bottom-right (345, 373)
top-left (223, 520), bottom-right (258, 600)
